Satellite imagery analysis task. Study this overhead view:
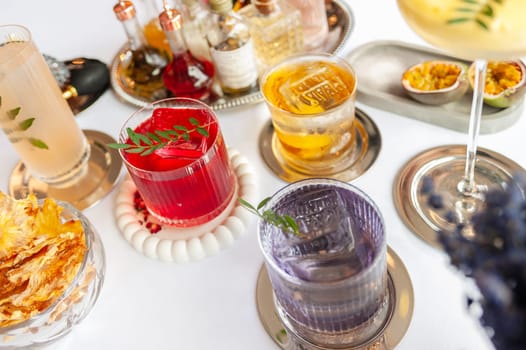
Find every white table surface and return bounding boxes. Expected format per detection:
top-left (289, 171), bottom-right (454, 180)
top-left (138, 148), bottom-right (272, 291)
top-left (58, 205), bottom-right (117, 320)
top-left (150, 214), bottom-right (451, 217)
top-left (1, 1), bottom-right (521, 349)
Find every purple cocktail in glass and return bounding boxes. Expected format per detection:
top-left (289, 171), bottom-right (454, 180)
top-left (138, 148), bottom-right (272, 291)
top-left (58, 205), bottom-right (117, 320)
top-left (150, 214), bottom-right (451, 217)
top-left (258, 178), bottom-right (389, 348)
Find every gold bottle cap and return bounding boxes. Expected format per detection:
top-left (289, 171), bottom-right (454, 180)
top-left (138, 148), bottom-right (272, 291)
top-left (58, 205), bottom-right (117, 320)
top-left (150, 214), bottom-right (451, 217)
top-left (209, 0), bottom-right (233, 14)
top-left (159, 7), bottom-right (183, 32)
top-left (254, 0), bottom-right (276, 15)
top-left (113, 1), bottom-right (136, 21)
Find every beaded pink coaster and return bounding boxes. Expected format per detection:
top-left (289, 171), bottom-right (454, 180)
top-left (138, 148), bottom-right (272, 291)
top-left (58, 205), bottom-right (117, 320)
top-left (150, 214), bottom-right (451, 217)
top-left (114, 148), bottom-right (258, 262)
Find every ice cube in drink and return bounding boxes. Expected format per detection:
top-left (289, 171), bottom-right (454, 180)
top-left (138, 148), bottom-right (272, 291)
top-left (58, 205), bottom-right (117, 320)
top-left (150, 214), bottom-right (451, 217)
top-left (119, 99), bottom-right (236, 226)
top-left (278, 61), bottom-right (352, 114)
top-left (258, 179), bottom-right (389, 347)
top-left (260, 54), bottom-right (357, 175)
top-left (273, 187), bottom-right (372, 282)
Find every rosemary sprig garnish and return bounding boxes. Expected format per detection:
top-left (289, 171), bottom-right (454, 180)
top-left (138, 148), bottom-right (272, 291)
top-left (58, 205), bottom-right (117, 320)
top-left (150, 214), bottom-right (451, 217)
top-left (108, 117), bottom-right (212, 156)
top-left (0, 96), bottom-right (49, 150)
top-left (239, 197), bottom-right (302, 237)
top-left (447, 0), bottom-right (505, 30)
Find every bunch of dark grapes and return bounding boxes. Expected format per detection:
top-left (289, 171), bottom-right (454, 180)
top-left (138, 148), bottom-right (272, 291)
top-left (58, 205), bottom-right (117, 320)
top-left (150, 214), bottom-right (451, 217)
top-left (421, 174), bottom-right (526, 350)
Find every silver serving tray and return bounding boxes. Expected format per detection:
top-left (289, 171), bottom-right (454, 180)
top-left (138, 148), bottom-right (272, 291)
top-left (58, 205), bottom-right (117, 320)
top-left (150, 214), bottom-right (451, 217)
top-left (110, 0), bottom-right (355, 111)
top-left (346, 40), bottom-right (524, 134)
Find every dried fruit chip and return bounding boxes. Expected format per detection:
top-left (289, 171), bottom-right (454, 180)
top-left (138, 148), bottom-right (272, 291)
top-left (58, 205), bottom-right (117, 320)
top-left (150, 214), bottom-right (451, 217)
top-left (0, 193), bottom-right (86, 328)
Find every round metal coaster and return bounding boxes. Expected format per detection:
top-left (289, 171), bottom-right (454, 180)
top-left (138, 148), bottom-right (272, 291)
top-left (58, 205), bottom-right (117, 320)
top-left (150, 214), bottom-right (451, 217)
top-left (259, 108), bottom-right (381, 183)
top-left (9, 129), bottom-right (122, 210)
top-left (393, 144), bottom-right (526, 249)
top-left (255, 247), bottom-right (414, 350)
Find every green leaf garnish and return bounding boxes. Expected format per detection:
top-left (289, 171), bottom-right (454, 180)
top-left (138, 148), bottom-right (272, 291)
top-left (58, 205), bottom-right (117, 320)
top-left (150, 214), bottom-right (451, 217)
top-left (275, 328), bottom-right (287, 344)
top-left (239, 197), bottom-right (302, 237)
top-left (7, 107), bottom-right (20, 120)
top-left (19, 118), bottom-right (35, 131)
top-left (0, 97), bottom-right (48, 150)
top-left (109, 118), bottom-right (215, 156)
top-left (107, 143), bottom-right (132, 149)
top-left (29, 138), bottom-right (49, 149)
top-left (447, 0), bottom-right (505, 30)
top-left (475, 18), bottom-right (489, 30)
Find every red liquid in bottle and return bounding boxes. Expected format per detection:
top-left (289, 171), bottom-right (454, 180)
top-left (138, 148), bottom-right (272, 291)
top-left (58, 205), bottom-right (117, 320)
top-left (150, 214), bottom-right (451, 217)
top-left (162, 51), bottom-right (215, 102)
top-left (124, 107), bottom-right (235, 226)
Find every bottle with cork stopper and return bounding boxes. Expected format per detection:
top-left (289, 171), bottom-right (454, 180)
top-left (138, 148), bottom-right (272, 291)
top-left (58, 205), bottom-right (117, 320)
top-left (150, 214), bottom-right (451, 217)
top-left (159, 2), bottom-right (215, 102)
top-left (113, 0), bottom-right (168, 100)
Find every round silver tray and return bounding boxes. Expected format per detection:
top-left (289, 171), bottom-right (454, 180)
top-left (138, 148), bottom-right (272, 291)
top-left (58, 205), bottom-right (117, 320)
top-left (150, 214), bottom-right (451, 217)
top-left (255, 246), bottom-right (414, 350)
top-left (110, 0), bottom-right (355, 111)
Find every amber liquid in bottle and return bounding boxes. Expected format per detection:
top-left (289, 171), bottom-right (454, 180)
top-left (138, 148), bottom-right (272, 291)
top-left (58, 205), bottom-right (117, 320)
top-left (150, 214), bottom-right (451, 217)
top-left (114, 1), bottom-right (169, 100)
top-left (144, 18), bottom-right (172, 58)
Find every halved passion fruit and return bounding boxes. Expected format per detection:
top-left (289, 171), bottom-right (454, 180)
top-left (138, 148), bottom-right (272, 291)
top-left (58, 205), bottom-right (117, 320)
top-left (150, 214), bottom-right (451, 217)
top-left (468, 60), bottom-right (526, 108)
top-left (401, 60), bottom-right (469, 105)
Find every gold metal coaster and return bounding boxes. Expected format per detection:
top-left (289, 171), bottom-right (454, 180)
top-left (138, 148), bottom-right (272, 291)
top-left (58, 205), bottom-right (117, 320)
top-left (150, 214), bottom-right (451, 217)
top-left (9, 130), bottom-right (122, 210)
top-left (255, 247), bottom-right (414, 350)
top-left (258, 108), bottom-right (381, 183)
top-left (393, 144), bottom-right (526, 249)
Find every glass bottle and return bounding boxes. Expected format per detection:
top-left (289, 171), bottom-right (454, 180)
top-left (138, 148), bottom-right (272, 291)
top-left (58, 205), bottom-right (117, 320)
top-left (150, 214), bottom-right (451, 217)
top-left (288, 0), bottom-right (328, 51)
top-left (139, 0), bottom-right (172, 58)
top-left (181, 0), bottom-right (213, 61)
top-left (206, 0), bottom-right (259, 94)
top-left (239, 0), bottom-right (304, 75)
top-left (159, 5), bottom-right (215, 102)
top-left (113, 0), bottom-right (169, 100)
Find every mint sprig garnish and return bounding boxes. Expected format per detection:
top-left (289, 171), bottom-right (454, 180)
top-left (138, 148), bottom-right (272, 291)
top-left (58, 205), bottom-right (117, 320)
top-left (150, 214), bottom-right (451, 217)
top-left (239, 197), bottom-right (302, 237)
top-left (108, 117), bottom-right (212, 156)
top-left (447, 0), bottom-right (505, 30)
top-left (0, 96), bottom-right (49, 150)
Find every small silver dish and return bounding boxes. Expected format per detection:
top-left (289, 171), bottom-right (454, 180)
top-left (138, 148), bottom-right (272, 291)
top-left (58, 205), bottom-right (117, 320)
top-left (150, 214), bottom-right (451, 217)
top-left (346, 40), bottom-right (524, 134)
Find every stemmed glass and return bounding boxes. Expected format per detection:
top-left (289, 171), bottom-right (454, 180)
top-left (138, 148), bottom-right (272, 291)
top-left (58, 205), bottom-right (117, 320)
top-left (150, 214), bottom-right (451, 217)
top-left (394, 1), bottom-right (526, 246)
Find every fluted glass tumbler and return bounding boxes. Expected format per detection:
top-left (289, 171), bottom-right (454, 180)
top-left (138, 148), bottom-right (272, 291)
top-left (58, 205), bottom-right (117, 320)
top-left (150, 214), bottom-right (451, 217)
top-left (0, 25), bottom-right (90, 188)
top-left (258, 178), bottom-right (389, 348)
top-left (118, 97), bottom-right (236, 227)
top-left (260, 53), bottom-right (357, 176)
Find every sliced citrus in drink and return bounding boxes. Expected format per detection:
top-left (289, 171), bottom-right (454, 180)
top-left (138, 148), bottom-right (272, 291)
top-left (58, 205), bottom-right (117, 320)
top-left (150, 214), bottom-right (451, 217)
top-left (276, 130), bottom-right (333, 159)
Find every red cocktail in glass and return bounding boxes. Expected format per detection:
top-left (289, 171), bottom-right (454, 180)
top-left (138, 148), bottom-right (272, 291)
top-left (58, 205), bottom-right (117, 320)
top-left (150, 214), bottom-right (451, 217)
top-left (118, 98), bottom-right (236, 227)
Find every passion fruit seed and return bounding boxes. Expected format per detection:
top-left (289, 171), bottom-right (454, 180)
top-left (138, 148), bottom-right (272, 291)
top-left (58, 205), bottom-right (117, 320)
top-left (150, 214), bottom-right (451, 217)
top-left (469, 60), bottom-right (526, 108)
top-left (402, 61), bottom-right (469, 105)
top-left (485, 62), bottom-right (522, 95)
top-left (403, 62), bottom-right (462, 91)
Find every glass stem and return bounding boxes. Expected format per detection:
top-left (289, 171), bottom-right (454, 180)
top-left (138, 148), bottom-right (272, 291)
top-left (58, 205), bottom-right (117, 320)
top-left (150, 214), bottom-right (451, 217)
top-left (460, 59), bottom-right (487, 195)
